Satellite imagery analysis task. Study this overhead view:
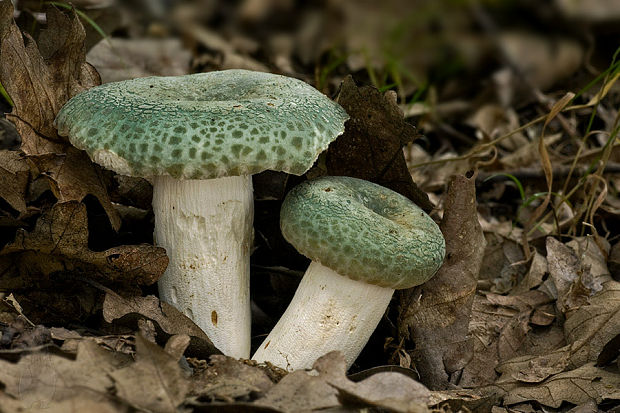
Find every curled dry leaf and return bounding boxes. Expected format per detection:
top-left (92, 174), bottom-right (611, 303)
top-left (547, 237), bottom-right (591, 315)
top-left (330, 371), bottom-right (431, 413)
top-left (428, 388), bottom-right (497, 412)
top-left (500, 362), bottom-right (620, 408)
top-left (0, 1), bottom-right (120, 229)
top-left (460, 288), bottom-right (564, 387)
top-left (0, 149), bottom-right (29, 213)
top-left (255, 351), bottom-right (432, 413)
top-left (491, 252), bottom-right (618, 397)
top-left (0, 339), bottom-right (129, 407)
top-left (398, 173), bottom-right (486, 390)
top-left (0, 2), bottom-right (98, 152)
top-left (512, 250), bottom-right (548, 294)
top-left (0, 201), bottom-right (167, 286)
top-left (0, 391), bottom-right (129, 413)
top-left (102, 293), bottom-right (219, 358)
top-left (191, 355), bottom-right (274, 402)
top-left (478, 233), bottom-right (527, 294)
top-left (546, 236), bottom-right (618, 369)
top-left (562, 279), bottom-right (620, 368)
top-left (110, 334), bottom-right (190, 413)
top-left (254, 352), bottom-right (343, 412)
top-left (322, 75), bottom-right (432, 211)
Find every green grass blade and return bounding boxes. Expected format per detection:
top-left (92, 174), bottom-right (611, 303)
top-left (0, 81), bottom-right (14, 108)
top-left (45, 1), bottom-right (109, 44)
top-left (483, 173), bottom-right (526, 200)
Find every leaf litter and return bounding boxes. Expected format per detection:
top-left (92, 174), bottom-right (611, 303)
top-left (1, 0), bottom-right (620, 412)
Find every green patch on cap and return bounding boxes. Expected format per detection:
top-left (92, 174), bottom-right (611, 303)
top-left (55, 70), bottom-right (349, 179)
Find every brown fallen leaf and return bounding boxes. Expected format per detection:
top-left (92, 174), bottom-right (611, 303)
top-left (0, 2), bottom-right (98, 152)
top-left (0, 1), bottom-right (120, 229)
top-left (0, 339), bottom-right (129, 407)
top-left (398, 173), bottom-right (486, 390)
top-left (498, 362), bottom-right (620, 408)
top-left (1, 201), bottom-right (167, 286)
top-left (459, 289), bottom-right (563, 388)
top-left (0, 388), bottom-right (130, 413)
top-left (86, 37), bottom-right (192, 84)
top-left (428, 388), bottom-right (497, 412)
top-left (102, 293), bottom-right (220, 358)
top-left (492, 276), bottom-right (619, 390)
top-left (484, 291), bottom-right (556, 361)
top-left (512, 249), bottom-right (548, 294)
top-left (321, 75), bottom-right (433, 211)
top-left (191, 355), bottom-right (274, 402)
top-left (330, 371), bottom-right (431, 413)
top-left (0, 149), bottom-right (29, 214)
top-left (179, 22), bottom-right (269, 73)
top-left (110, 334), bottom-right (190, 413)
top-left (478, 232), bottom-right (527, 294)
top-left (547, 237), bottom-right (592, 316)
top-left (255, 351), bottom-right (431, 413)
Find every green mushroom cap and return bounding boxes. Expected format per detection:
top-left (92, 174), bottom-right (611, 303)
top-left (54, 70), bottom-right (349, 179)
top-left (280, 176), bottom-right (445, 289)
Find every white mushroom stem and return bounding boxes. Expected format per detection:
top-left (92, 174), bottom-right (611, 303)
top-left (152, 174), bottom-right (253, 358)
top-left (252, 261), bottom-right (394, 371)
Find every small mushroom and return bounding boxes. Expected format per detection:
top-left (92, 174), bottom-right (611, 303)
top-left (252, 176), bottom-right (445, 370)
top-left (54, 70), bottom-right (349, 358)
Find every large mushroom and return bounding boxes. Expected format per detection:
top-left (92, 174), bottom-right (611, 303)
top-left (54, 70), bottom-right (349, 358)
top-left (252, 176), bottom-right (445, 370)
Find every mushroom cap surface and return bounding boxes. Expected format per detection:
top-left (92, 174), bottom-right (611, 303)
top-left (280, 176), bottom-right (445, 289)
top-left (54, 70), bottom-right (349, 179)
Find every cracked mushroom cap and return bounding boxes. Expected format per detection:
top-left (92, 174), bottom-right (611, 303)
top-left (54, 70), bottom-right (349, 179)
top-left (280, 176), bottom-right (445, 289)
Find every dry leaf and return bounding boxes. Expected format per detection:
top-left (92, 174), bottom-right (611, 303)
top-left (323, 75), bottom-right (432, 211)
top-left (428, 388), bottom-right (497, 412)
top-left (398, 173), bottom-right (485, 390)
top-left (102, 293), bottom-right (219, 358)
top-left (1, 201), bottom-right (167, 285)
top-left (563, 279), bottom-right (620, 368)
top-left (499, 31), bottom-right (583, 91)
top-left (513, 250), bottom-right (548, 294)
top-left (500, 363), bottom-right (620, 408)
top-left (110, 334), bottom-right (190, 413)
top-left (255, 351), bottom-right (431, 412)
top-left (254, 352), bottom-right (342, 412)
top-left (191, 355), bottom-right (274, 402)
top-left (546, 237), bottom-right (610, 317)
top-left (0, 339), bottom-right (129, 406)
top-left (494, 279), bottom-right (619, 383)
top-left (478, 233), bottom-right (527, 294)
top-left (0, 2), bottom-right (98, 152)
top-left (0, 1), bottom-right (120, 229)
top-left (460, 289), bottom-right (564, 388)
top-left (0, 150), bottom-right (29, 213)
top-left (467, 104), bottom-right (527, 150)
top-left (0, 388), bottom-right (129, 413)
top-left (86, 37), bottom-right (192, 83)
top-left (330, 371), bottom-right (431, 413)
top-left (180, 22), bottom-right (269, 73)
top-left (556, 0), bottom-right (620, 22)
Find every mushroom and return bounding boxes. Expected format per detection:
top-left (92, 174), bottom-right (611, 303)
top-left (252, 176), bottom-right (445, 370)
top-left (54, 70), bottom-right (349, 358)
